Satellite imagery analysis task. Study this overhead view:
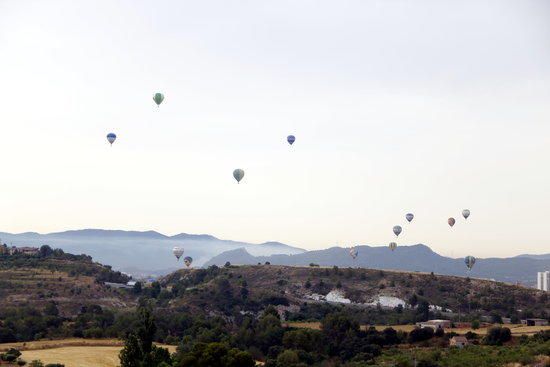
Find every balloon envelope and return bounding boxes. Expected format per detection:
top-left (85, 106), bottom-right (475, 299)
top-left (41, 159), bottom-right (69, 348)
top-left (183, 256), bottom-right (193, 267)
top-left (393, 226), bottom-right (402, 237)
top-left (349, 247), bottom-right (358, 259)
top-left (406, 213), bottom-right (414, 223)
top-left (448, 218), bottom-right (456, 227)
top-left (464, 255), bottom-right (476, 270)
top-left (106, 133), bottom-right (116, 145)
top-left (462, 209), bottom-right (471, 219)
top-left (287, 135), bottom-right (296, 145)
top-left (233, 169), bottom-right (245, 183)
top-left (389, 242), bottom-right (397, 251)
top-left (172, 246), bottom-right (184, 260)
top-left (153, 92), bottom-right (164, 106)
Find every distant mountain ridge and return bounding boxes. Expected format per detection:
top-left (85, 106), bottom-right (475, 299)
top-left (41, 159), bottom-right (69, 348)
top-left (516, 254), bottom-right (550, 260)
top-left (171, 233), bottom-right (218, 241)
top-left (204, 244), bottom-right (550, 286)
top-left (0, 229), bottom-right (305, 276)
top-left (48, 229), bottom-right (169, 239)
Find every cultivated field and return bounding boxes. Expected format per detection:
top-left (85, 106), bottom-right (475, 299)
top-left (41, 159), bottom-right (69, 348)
top-left (0, 338), bottom-right (123, 352)
top-left (0, 339), bottom-right (177, 367)
top-left (285, 322), bottom-right (550, 335)
top-left (21, 346), bottom-right (123, 367)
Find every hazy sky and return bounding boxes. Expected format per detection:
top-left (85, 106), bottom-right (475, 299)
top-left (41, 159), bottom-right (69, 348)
top-left (1, 0), bottom-right (549, 257)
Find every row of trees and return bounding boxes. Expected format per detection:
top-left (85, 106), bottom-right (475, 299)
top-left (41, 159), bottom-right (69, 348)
top-left (0, 296), bottom-right (547, 366)
top-left (117, 304), bottom-right (550, 367)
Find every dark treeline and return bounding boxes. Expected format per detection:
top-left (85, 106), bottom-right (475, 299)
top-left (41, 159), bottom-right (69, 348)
top-left (2, 300), bottom-right (550, 366)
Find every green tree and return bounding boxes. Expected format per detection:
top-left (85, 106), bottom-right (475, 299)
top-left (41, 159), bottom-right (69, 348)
top-left (283, 329), bottom-right (323, 353)
top-left (321, 312), bottom-right (360, 356)
top-left (224, 348), bottom-right (255, 367)
top-left (483, 326), bottom-right (511, 346)
top-left (416, 300), bottom-right (430, 321)
top-left (119, 334), bottom-right (142, 367)
top-left (240, 286), bottom-right (249, 300)
top-left (255, 313), bottom-right (284, 353)
top-left (119, 307), bottom-right (171, 367)
top-left (39, 245), bottom-right (54, 258)
top-left (44, 302), bottom-right (59, 317)
top-left (177, 342), bottom-right (254, 367)
top-left (409, 294), bottom-right (418, 307)
top-left (276, 350), bottom-right (300, 367)
top-left (150, 282), bottom-right (161, 298)
top-left (408, 327), bottom-right (434, 343)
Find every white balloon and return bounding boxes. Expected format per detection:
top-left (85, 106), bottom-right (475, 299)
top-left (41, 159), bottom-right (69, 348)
top-left (172, 246), bottom-right (184, 260)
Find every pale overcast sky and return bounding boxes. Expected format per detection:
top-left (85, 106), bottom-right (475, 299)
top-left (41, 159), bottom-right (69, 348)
top-left (1, 0), bottom-right (549, 257)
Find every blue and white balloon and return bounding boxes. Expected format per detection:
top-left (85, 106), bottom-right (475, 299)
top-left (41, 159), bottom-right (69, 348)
top-left (106, 133), bottom-right (117, 146)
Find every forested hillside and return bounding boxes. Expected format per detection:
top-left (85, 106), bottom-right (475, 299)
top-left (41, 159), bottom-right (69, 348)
top-left (160, 264), bottom-right (550, 322)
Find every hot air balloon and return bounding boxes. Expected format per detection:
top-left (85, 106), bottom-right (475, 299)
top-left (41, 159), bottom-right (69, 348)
top-left (183, 256), bottom-right (193, 268)
top-left (106, 133), bottom-right (116, 146)
top-left (389, 242), bottom-right (397, 251)
top-left (233, 169), bottom-right (245, 183)
top-left (464, 255), bottom-right (476, 270)
top-left (287, 135), bottom-right (296, 145)
top-left (153, 92), bottom-right (164, 106)
top-left (406, 213), bottom-right (414, 223)
top-left (448, 218), bottom-right (456, 227)
top-left (393, 226), bottom-right (402, 237)
top-left (172, 246), bottom-right (184, 261)
top-left (349, 247), bottom-right (358, 259)
top-left (462, 209), bottom-right (471, 220)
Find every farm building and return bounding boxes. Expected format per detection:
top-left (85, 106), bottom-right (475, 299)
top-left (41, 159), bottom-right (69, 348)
top-left (8, 246), bottom-right (39, 255)
top-left (416, 319), bottom-right (452, 330)
top-left (449, 336), bottom-right (469, 348)
top-left (523, 318), bottom-right (549, 326)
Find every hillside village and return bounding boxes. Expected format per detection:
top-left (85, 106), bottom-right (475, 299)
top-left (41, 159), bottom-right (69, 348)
top-left (0, 244), bottom-right (39, 256)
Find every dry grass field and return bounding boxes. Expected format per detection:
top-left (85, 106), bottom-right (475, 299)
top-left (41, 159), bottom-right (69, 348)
top-left (0, 339), bottom-right (177, 367)
top-left (0, 338), bottom-right (123, 352)
top-left (285, 321), bottom-right (550, 336)
top-left (21, 346), bottom-right (123, 367)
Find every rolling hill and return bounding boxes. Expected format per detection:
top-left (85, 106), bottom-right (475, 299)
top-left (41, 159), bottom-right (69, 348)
top-left (0, 252), bottom-right (136, 316)
top-left (0, 229), bottom-right (305, 277)
top-left (204, 244), bottom-right (550, 285)
top-left (161, 265), bottom-right (550, 320)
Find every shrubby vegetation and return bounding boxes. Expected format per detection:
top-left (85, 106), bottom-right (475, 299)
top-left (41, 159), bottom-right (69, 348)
top-left (0, 245), bottom-right (129, 283)
top-left (115, 305), bottom-right (550, 367)
top-left (377, 336), bottom-right (550, 367)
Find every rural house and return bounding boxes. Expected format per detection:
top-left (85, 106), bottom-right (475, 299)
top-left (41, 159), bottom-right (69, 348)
top-left (449, 336), bottom-right (469, 348)
top-left (416, 319), bottom-right (452, 330)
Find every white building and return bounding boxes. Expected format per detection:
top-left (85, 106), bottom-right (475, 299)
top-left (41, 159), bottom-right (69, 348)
top-left (416, 319), bottom-right (452, 330)
top-left (537, 271), bottom-right (549, 291)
